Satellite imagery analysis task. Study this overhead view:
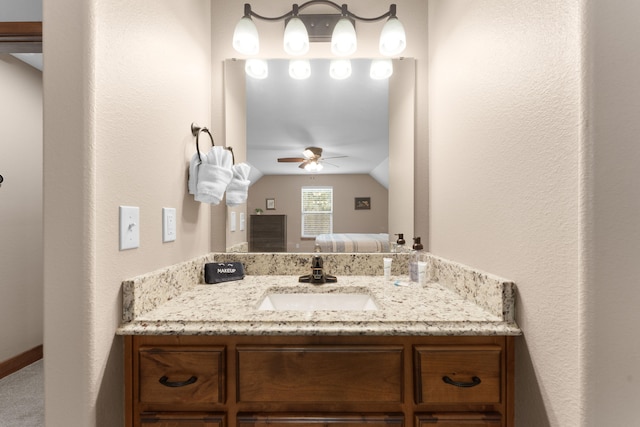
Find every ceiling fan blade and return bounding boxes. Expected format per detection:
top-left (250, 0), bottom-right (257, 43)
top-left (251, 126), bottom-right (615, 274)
top-left (321, 160), bottom-right (339, 167)
top-left (278, 157), bottom-right (306, 162)
top-left (322, 155), bottom-right (348, 160)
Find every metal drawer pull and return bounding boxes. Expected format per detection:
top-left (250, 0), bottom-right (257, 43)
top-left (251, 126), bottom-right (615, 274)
top-left (159, 375), bottom-right (198, 388)
top-left (442, 375), bottom-right (482, 388)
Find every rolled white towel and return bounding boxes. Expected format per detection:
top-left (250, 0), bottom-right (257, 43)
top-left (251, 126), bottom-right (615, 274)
top-left (195, 163), bottom-right (234, 205)
top-left (188, 152), bottom-right (201, 195)
top-left (226, 163), bottom-right (252, 206)
top-left (194, 147), bottom-right (234, 204)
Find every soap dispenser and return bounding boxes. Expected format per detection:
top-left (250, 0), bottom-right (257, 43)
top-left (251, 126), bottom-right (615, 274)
top-left (409, 237), bottom-right (424, 282)
top-left (395, 233), bottom-right (406, 252)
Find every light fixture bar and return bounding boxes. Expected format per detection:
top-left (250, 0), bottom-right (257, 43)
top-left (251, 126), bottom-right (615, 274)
top-left (243, 2), bottom-right (397, 26)
top-left (234, 1), bottom-right (405, 61)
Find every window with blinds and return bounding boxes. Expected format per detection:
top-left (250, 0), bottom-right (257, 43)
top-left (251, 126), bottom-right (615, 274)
top-left (301, 186), bottom-right (333, 237)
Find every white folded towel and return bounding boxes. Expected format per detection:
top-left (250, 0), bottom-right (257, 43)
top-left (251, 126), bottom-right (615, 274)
top-left (195, 164), bottom-right (234, 204)
top-left (194, 146), bottom-right (234, 205)
top-left (188, 152), bottom-right (201, 195)
top-left (226, 163), bottom-right (252, 206)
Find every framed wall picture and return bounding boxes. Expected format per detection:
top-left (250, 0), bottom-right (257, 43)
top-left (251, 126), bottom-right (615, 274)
top-left (266, 198), bottom-right (276, 210)
top-left (355, 197), bottom-right (371, 210)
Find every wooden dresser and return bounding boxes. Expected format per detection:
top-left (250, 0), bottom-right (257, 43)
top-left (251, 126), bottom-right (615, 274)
top-left (249, 215), bottom-right (286, 252)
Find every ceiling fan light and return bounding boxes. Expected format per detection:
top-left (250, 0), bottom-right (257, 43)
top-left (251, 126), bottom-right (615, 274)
top-left (245, 59), bottom-right (269, 79)
top-left (289, 59), bottom-right (311, 80)
top-left (304, 161), bottom-right (323, 172)
top-left (370, 58), bottom-right (393, 80)
top-left (233, 16), bottom-right (260, 55)
top-left (303, 148), bottom-right (315, 158)
top-left (379, 17), bottom-right (406, 56)
top-left (331, 18), bottom-right (357, 56)
top-left (283, 17), bottom-right (309, 55)
top-left (330, 59), bottom-right (352, 80)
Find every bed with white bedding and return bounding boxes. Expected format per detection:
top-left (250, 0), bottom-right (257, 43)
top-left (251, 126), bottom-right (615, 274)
top-left (314, 233), bottom-right (390, 253)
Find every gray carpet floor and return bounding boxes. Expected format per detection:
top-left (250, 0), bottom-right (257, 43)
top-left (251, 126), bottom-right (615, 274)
top-left (0, 360), bottom-right (44, 426)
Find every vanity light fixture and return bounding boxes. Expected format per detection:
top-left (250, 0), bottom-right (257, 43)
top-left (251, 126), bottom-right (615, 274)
top-left (245, 58), bottom-right (269, 79)
top-left (232, 2), bottom-right (406, 58)
top-left (289, 59), bottom-right (312, 79)
top-left (283, 5), bottom-right (310, 55)
top-left (370, 58), bottom-right (393, 80)
top-left (329, 58), bottom-right (352, 80)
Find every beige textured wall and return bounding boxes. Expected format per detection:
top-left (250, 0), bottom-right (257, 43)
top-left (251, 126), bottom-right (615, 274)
top-left (428, 1), bottom-right (582, 425)
top-left (43, 1), bottom-right (212, 425)
top-left (0, 55), bottom-right (43, 363)
top-left (248, 174), bottom-right (388, 252)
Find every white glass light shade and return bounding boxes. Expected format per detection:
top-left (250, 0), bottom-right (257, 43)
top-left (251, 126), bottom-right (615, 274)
top-left (329, 59), bottom-right (352, 80)
top-left (331, 18), bottom-right (357, 56)
top-left (370, 58), bottom-right (393, 80)
top-left (289, 59), bottom-right (311, 80)
top-left (283, 17), bottom-right (309, 55)
top-left (379, 17), bottom-right (406, 56)
top-left (304, 161), bottom-right (323, 172)
top-left (233, 17), bottom-right (259, 55)
top-left (245, 59), bottom-right (268, 79)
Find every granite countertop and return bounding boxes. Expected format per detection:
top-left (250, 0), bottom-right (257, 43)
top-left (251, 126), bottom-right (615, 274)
top-left (116, 274), bottom-right (521, 336)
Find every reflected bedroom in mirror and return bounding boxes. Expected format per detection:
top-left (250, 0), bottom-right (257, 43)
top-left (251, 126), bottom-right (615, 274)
top-left (223, 57), bottom-right (415, 253)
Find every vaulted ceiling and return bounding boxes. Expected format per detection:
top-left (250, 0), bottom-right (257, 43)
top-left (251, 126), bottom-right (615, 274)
top-left (246, 59), bottom-right (389, 183)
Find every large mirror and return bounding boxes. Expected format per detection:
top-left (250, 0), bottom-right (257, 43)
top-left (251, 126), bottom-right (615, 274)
top-left (224, 58), bottom-right (415, 253)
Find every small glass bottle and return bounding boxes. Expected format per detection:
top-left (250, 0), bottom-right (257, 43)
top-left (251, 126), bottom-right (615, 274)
top-left (409, 237), bottom-right (424, 282)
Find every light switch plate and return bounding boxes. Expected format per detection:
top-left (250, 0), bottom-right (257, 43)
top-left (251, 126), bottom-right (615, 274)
top-left (163, 207), bottom-right (176, 242)
top-left (119, 206), bottom-right (140, 250)
top-left (230, 211), bottom-right (237, 232)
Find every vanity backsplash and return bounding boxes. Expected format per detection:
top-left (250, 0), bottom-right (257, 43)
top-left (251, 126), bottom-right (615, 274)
top-left (122, 252), bottom-right (515, 324)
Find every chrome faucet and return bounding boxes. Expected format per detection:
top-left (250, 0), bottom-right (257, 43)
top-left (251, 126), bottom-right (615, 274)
top-left (298, 255), bottom-right (337, 284)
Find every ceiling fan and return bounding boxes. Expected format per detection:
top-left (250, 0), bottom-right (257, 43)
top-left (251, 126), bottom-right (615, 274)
top-left (277, 146), bottom-right (346, 171)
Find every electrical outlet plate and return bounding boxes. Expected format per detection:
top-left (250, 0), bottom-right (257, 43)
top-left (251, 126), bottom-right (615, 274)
top-left (163, 207), bottom-right (176, 242)
top-left (119, 206), bottom-right (140, 250)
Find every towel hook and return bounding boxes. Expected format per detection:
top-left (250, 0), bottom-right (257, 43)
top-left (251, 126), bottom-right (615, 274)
top-left (191, 122), bottom-right (215, 162)
top-left (190, 123), bottom-right (235, 164)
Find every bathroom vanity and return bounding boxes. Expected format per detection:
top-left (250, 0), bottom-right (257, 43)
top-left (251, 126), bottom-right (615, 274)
top-left (118, 253), bottom-right (520, 427)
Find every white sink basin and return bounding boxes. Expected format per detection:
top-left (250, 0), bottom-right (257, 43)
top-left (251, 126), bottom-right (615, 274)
top-left (258, 292), bottom-right (378, 311)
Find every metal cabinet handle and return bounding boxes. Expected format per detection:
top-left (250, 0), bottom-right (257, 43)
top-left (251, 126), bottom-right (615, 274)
top-left (442, 375), bottom-right (482, 388)
top-left (158, 375), bottom-right (198, 388)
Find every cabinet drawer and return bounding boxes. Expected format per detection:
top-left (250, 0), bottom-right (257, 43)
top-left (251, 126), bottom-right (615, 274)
top-left (238, 413), bottom-right (404, 427)
top-left (139, 346), bottom-right (225, 406)
top-left (414, 346), bottom-right (501, 404)
top-left (140, 412), bottom-right (225, 427)
top-left (416, 412), bottom-right (501, 426)
top-left (237, 345), bottom-right (403, 403)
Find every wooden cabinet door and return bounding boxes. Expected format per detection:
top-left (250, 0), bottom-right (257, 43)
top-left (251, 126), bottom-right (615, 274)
top-left (414, 346), bottom-right (502, 405)
top-left (140, 412), bottom-right (225, 427)
top-left (238, 414), bottom-right (404, 427)
top-left (416, 412), bottom-right (501, 426)
top-left (237, 345), bottom-right (404, 403)
top-left (139, 346), bottom-right (225, 407)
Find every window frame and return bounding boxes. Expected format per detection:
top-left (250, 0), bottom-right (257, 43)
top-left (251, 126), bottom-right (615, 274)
top-left (300, 186), bottom-right (334, 238)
